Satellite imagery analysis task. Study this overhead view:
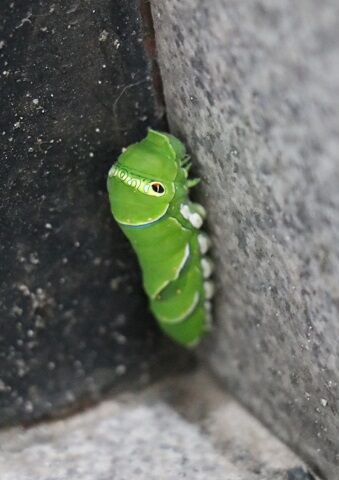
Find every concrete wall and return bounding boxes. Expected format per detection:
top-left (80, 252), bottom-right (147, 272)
top-left (0, 0), bottom-right (189, 426)
top-left (151, 1), bottom-right (339, 478)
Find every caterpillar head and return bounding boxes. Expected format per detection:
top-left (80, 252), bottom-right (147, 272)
top-left (107, 130), bottom-right (184, 226)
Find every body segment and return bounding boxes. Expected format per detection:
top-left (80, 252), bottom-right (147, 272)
top-left (107, 130), bottom-right (213, 346)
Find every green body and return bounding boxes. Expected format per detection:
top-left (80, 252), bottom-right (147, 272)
top-left (107, 130), bottom-right (213, 347)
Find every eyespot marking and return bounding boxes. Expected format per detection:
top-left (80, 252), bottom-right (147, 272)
top-left (151, 182), bottom-right (165, 196)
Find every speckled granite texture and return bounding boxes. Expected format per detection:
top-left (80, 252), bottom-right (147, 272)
top-left (0, 371), bottom-right (314, 480)
top-left (151, 1), bottom-right (339, 479)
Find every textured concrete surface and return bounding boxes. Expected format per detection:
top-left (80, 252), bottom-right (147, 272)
top-left (0, 370), bottom-right (314, 480)
top-left (0, 0), bottom-right (191, 426)
top-left (151, 1), bottom-right (339, 479)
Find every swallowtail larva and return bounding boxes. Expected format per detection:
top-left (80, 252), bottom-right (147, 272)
top-left (107, 130), bottom-right (213, 347)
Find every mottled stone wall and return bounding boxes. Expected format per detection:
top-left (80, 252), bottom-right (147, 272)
top-left (0, 0), bottom-right (189, 426)
top-left (151, 1), bottom-right (339, 478)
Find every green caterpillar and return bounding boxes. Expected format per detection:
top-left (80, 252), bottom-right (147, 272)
top-left (107, 130), bottom-right (213, 347)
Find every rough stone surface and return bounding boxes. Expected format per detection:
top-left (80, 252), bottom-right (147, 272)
top-left (0, 370), bottom-right (314, 480)
top-left (151, 1), bottom-right (339, 478)
top-left (0, 0), bottom-right (190, 427)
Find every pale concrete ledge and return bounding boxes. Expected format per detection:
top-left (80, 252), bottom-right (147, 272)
top-left (0, 370), bottom-right (315, 480)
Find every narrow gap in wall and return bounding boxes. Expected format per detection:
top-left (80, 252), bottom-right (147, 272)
top-left (139, 0), bottom-right (168, 128)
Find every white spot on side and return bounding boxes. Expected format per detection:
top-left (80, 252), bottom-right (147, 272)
top-left (189, 212), bottom-right (203, 229)
top-left (198, 233), bottom-right (211, 254)
top-left (194, 203), bottom-right (206, 218)
top-left (201, 258), bottom-right (214, 278)
top-left (204, 281), bottom-right (215, 300)
top-left (180, 203), bottom-right (191, 220)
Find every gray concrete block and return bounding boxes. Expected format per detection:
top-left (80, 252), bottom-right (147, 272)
top-left (0, 370), bottom-right (312, 480)
top-left (0, 0), bottom-right (188, 426)
top-left (151, 1), bottom-right (339, 478)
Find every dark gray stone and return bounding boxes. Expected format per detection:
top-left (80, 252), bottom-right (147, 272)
top-left (0, 0), bottom-right (190, 426)
top-left (287, 467), bottom-right (316, 480)
top-left (151, 1), bottom-right (339, 478)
